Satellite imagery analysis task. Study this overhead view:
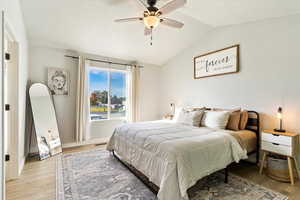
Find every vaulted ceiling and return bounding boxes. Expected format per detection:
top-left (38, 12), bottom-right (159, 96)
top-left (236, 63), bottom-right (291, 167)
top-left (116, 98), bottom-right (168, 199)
top-left (20, 0), bottom-right (300, 65)
top-left (181, 0), bottom-right (300, 27)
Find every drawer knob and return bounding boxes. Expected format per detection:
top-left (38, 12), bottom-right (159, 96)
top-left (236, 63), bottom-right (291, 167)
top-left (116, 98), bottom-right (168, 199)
top-left (272, 134), bottom-right (279, 136)
top-left (272, 143), bottom-right (280, 145)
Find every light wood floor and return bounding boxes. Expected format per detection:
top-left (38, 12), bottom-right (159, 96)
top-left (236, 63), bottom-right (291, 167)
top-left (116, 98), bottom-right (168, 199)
top-left (6, 145), bottom-right (300, 200)
top-left (6, 145), bottom-right (104, 200)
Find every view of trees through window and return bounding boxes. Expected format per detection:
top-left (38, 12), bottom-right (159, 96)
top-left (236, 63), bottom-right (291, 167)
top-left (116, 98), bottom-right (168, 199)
top-left (89, 68), bottom-right (127, 120)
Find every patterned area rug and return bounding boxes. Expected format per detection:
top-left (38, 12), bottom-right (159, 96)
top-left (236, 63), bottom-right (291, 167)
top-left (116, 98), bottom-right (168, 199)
top-left (56, 149), bottom-right (288, 200)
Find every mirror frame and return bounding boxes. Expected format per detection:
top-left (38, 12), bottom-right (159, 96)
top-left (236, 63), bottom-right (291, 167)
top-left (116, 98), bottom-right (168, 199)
top-left (29, 83), bottom-right (62, 160)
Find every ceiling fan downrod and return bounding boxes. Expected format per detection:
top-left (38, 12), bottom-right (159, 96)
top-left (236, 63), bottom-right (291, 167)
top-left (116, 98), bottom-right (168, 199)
top-left (147, 0), bottom-right (157, 7)
top-left (147, 0), bottom-right (159, 12)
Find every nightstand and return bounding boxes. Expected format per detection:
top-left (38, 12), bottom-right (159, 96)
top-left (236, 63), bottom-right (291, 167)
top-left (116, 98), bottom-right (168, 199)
top-left (259, 129), bottom-right (300, 185)
top-left (163, 114), bottom-right (174, 120)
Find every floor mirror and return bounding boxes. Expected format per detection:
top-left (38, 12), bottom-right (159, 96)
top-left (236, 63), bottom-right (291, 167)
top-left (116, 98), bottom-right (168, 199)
top-left (29, 83), bottom-right (62, 160)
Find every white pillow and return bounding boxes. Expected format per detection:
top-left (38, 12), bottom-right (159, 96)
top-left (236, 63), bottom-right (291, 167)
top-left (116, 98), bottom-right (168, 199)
top-left (176, 110), bottom-right (204, 126)
top-left (201, 111), bottom-right (231, 129)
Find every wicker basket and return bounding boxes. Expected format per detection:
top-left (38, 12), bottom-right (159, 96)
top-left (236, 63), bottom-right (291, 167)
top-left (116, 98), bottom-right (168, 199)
top-left (267, 154), bottom-right (297, 182)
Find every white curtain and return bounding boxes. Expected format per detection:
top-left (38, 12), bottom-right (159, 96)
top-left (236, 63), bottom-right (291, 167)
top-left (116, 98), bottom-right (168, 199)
top-left (129, 65), bottom-right (140, 122)
top-left (75, 56), bottom-right (90, 142)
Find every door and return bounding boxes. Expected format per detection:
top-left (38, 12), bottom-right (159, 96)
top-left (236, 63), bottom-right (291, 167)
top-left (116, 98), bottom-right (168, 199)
top-left (3, 34), bottom-right (19, 180)
top-left (1, 10), bottom-right (4, 200)
top-left (4, 34), bottom-right (12, 180)
top-left (3, 33), bottom-right (9, 179)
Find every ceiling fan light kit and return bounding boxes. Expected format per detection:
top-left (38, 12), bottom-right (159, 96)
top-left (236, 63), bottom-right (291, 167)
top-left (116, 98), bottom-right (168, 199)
top-left (143, 16), bottom-right (160, 28)
top-left (115, 0), bottom-right (187, 45)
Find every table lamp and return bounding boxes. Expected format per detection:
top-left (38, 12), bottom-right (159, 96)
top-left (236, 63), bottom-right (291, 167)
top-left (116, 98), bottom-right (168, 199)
top-left (274, 107), bottom-right (286, 133)
top-left (170, 103), bottom-right (175, 116)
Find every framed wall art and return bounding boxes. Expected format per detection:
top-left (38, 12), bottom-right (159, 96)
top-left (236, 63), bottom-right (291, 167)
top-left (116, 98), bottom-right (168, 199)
top-left (48, 67), bottom-right (69, 95)
top-left (194, 44), bottom-right (239, 79)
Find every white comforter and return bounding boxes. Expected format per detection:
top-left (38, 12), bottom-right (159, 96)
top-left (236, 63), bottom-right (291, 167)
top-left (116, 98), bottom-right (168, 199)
top-left (107, 120), bottom-right (247, 200)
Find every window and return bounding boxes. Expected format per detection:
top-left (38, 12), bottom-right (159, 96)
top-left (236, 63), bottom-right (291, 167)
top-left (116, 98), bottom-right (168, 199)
top-left (89, 67), bottom-right (129, 121)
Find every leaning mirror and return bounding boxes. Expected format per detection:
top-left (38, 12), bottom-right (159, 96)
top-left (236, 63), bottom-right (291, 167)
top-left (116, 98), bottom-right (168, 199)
top-left (29, 83), bottom-right (62, 160)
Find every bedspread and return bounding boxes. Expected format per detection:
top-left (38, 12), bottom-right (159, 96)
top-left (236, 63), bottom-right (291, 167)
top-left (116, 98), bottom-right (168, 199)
top-left (107, 120), bottom-right (247, 200)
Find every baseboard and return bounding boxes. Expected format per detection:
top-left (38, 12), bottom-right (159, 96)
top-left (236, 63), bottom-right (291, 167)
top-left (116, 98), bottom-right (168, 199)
top-left (27, 152), bottom-right (40, 158)
top-left (62, 138), bottom-right (109, 149)
top-left (27, 138), bottom-right (109, 155)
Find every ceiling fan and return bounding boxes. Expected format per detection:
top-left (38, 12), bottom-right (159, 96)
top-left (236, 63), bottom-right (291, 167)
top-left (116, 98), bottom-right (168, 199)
top-left (114, 0), bottom-right (187, 45)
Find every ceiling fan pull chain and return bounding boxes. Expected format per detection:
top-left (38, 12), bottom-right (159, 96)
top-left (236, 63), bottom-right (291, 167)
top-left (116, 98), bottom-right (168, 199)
top-left (150, 28), bottom-right (153, 46)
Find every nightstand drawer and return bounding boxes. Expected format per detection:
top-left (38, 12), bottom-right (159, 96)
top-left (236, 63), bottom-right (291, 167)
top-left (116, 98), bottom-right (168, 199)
top-left (261, 141), bottom-right (292, 156)
top-left (262, 132), bottom-right (292, 146)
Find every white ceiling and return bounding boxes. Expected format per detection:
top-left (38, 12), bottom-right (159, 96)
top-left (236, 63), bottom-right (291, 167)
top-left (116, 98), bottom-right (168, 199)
top-left (20, 0), bottom-right (211, 66)
top-left (181, 0), bottom-right (300, 27)
top-left (20, 0), bottom-right (300, 65)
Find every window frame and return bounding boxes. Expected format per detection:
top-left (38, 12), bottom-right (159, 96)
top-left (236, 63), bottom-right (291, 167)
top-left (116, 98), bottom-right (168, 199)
top-left (88, 66), bottom-right (130, 122)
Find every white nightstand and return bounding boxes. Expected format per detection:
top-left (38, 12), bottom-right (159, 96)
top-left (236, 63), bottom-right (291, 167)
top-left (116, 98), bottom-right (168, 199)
top-left (259, 130), bottom-right (300, 185)
top-left (163, 114), bottom-right (174, 120)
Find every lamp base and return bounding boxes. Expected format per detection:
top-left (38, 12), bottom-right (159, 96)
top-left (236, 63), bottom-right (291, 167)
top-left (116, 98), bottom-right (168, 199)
top-left (274, 128), bottom-right (286, 133)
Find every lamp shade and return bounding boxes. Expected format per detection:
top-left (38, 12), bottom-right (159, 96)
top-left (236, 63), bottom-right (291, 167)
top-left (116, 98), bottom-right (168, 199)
top-left (277, 107), bottom-right (282, 119)
top-left (170, 103), bottom-right (175, 115)
top-left (274, 107), bottom-right (286, 132)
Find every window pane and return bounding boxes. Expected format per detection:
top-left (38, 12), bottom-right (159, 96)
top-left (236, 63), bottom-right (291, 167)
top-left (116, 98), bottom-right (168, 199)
top-left (89, 68), bottom-right (108, 120)
top-left (110, 71), bottom-right (127, 119)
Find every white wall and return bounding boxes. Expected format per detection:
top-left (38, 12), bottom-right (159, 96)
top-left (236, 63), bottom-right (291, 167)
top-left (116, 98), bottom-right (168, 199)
top-left (2, 0), bottom-right (29, 176)
top-left (29, 47), bottom-right (78, 144)
top-left (139, 65), bottom-right (161, 121)
top-left (160, 14), bottom-right (300, 166)
top-left (29, 46), bottom-right (161, 145)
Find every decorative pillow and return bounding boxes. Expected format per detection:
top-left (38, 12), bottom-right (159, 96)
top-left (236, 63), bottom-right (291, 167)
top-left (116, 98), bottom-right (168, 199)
top-left (212, 108), bottom-right (241, 131)
top-left (226, 111), bottom-right (241, 131)
top-left (239, 110), bottom-right (249, 130)
top-left (201, 111), bottom-right (231, 129)
top-left (176, 110), bottom-right (204, 126)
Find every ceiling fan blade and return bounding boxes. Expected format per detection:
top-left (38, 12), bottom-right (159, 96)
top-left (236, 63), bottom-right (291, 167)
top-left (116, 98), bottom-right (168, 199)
top-left (144, 27), bottom-right (151, 36)
top-left (161, 18), bottom-right (184, 28)
top-left (131, 0), bottom-right (149, 11)
top-left (114, 17), bottom-right (143, 23)
top-left (157, 0), bottom-right (187, 15)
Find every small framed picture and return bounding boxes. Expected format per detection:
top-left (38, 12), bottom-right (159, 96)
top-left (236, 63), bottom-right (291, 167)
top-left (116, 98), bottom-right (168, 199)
top-left (194, 45), bottom-right (239, 79)
top-left (48, 67), bottom-right (69, 95)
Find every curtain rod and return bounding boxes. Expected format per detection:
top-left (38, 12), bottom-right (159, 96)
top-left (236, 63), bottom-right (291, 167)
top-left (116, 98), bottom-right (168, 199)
top-left (64, 55), bottom-right (144, 68)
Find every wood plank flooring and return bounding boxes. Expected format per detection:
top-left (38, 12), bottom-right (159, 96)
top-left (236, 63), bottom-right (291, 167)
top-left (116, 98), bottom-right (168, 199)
top-left (6, 145), bottom-right (104, 200)
top-left (6, 145), bottom-right (300, 200)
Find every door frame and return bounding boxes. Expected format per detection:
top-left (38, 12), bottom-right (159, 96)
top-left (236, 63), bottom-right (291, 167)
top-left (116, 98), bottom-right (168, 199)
top-left (3, 17), bottom-right (20, 181)
top-left (1, 10), bottom-right (4, 200)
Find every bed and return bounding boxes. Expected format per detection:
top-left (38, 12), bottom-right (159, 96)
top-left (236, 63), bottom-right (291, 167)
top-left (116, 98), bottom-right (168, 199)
top-left (107, 111), bottom-right (259, 200)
